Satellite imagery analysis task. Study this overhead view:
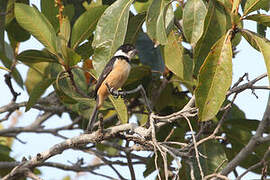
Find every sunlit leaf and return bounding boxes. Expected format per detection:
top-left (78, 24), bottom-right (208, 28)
top-left (133, 0), bottom-right (153, 13)
top-left (71, 6), bottom-right (107, 49)
top-left (245, 14), bottom-right (270, 27)
top-left (109, 96), bottom-right (128, 124)
top-left (155, 2), bottom-right (174, 45)
top-left (241, 29), bottom-right (270, 84)
top-left (25, 62), bottom-right (50, 94)
top-left (15, 3), bottom-right (57, 54)
top-left (193, 0), bottom-right (230, 76)
top-left (92, 0), bottom-right (133, 75)
top-left (59, 17), bottom-right (71, 46)
top-left (183, 0), bottom-right (207, 46)
top-left (163, 29), bottom-right (193, 81)
top-left (243, 0), bottom-right (269, 16)
top-left (146, 0), bottom-right (172, 45)
top-left (195, 32), bottom-right (232, 121)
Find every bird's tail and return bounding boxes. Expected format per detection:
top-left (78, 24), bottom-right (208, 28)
top-left (86, 97), bottom-right (99, 133)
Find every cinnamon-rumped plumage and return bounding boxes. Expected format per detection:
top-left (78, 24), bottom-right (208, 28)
top-left (86, 44), bottom-right (138, 132)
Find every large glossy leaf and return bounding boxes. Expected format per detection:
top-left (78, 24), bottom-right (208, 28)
top-left (155, 2), bottom-right (174, 45)
top-left (193, 0), bottom-right (230, 76)
top-left (25, 62), bottom-right (50, 94)
top-left (245, 14), bottom-right (270, 27)
top-left (163, 30), bottom-right (193, 82)
top-left (71, 6), bottom-right (107, 49)
top-left (146, 0), bottom-right (171, 45)
top-left (59, 18), bottom-right (82, 66)
top-left (26, 78), bottom-right (55, 111)
top-left (125, 13), bottom-right (146, 44)
top-left (109, 96), bottom-right (128, 124)
top-left (243, 0), bottom-right (269, 16)
top-left (41, 0), bottom-right (59, 31)
top-left (182, 0), bottom-right (207, 46)
top-left (92, 0), bottom-right (133, 75)
top-left (59, 17), bottom-right (71, 46)
top-left (16, 50), bottom-right (57, 63)
top-left (241, 29), bottom-right (270, 84)
top-left (15, 3), bottom-right (57, 54)
top-left (195, 33), bottom-right (232, 121)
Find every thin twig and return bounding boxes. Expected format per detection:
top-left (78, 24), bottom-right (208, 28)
top-left (125, 141), bottom-right (136, 180)
top-left (184, 115), bottom-right (204, 179)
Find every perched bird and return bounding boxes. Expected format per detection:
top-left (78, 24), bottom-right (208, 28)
top-left (86, 44), bottom-right (138, 132)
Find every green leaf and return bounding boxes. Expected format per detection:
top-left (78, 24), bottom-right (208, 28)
top-left (197, 140), bottom-right (228, 176)
top-left (59, 17), bottom-right (71, 46)
top-left (26, 78), bottom-right (55, 111)
top-left (183, 0), bottom-right (207, 46)
top-left (243, 0), bottom-right (269, 16)
top-left (92, 0), bottom-right (133, 75)
top-left (109, 96), bottom-right (128, 124)
top-left (75, 40), bottom-right (94, 59)
top-left (25, 62), bottom-right (50, 94)
top-left (163, 29), bottom-right (193, 82)
top-left (125, 13), bottom-right (146, 44)
top-left (71, 6), bottom-right (107, 49)
top-left (241, 29), bottom-right (270, 84)
top-left (63, 47), bottom-right (81, 66)
top-left (6, 19), bottom-right (30, 42)
top-left (245, 14), bottom-right (270, 27)
top-left (195, 33), bottom-right (232, 121)
top-left (155, 2), bottom-right (174, 45)
top-left (0, 0), bottom-right (8, 54)
top-left (133, 0), bottom-right (153, 13)
top-left (193, 0), bottom-right (230, 76)
top-left (16, 50), bottom-right (57, 63)
top-left (0, 42), bottom-right (24, 88)
top-left (257, 23), bottom-right (267, 37)
top-left (146, 0), bottom-right (171, 45)
top-left (41, 0), bottom-right (59, 31)
top-left (15, 3), bottom-right (57, 54)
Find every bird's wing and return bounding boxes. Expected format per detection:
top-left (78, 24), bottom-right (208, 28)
top-left (94, 57), bottom-right (117, 97)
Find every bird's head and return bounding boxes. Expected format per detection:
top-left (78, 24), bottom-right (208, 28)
top-left (114, 44), bottom-right (138, 59)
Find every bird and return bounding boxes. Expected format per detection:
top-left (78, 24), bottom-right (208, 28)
top-left (86, 44), bottom-right (138, 133)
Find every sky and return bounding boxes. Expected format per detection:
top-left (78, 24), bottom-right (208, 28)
top-left (0, 0), bottom-right (270, 180)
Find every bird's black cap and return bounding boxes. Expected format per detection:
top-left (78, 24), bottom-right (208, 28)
top-left (117, 44), bottom-right (136, 53)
